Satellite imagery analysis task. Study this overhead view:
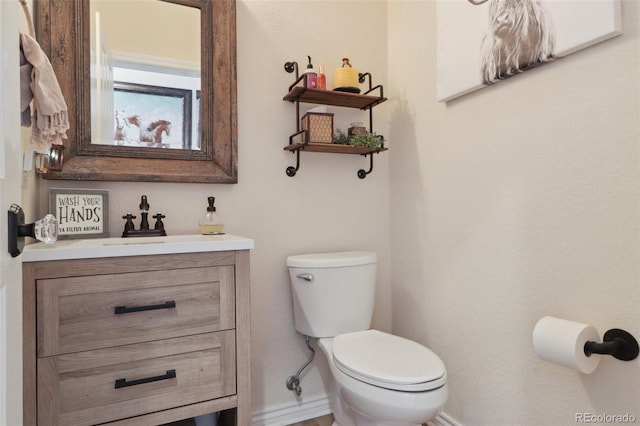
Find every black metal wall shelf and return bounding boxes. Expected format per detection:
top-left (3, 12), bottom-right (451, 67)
top-left (283, 61), bottom-right (387, 179)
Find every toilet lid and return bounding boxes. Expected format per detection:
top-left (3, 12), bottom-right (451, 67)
top-left (332, 330), bottom-right (446, 392)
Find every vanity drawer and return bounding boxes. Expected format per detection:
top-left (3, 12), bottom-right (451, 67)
top-left (37, 266), bottom-right (235, 356)
top-left (37, 331), bottom-right (236, 426)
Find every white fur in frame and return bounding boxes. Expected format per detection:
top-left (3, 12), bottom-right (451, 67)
top-left (436, 0), bottom-right (622, 102)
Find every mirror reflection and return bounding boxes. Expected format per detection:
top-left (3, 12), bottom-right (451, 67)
top-left (89, 0), bottom-right (201, 150)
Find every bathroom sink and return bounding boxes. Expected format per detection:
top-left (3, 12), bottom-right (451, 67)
top-left (101, 235), bottom-right (198, 246)
top-left (23, 233), bottom-right (254, 262)
top-left (101, 239), bottom-right (167, 246)
top-left (64, 234), bottom-right (216, 247)
top-left (63, 237), bottom-right (165, 247)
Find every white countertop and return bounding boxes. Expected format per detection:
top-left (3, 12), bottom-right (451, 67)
top-left (22, 233), bottom-right (254, 262)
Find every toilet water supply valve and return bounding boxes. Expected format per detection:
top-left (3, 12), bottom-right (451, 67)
top-left (286, 335), bottom-right (315, 396)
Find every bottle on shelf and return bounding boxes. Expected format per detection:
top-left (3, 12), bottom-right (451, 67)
top-left (317, 65), bottom-right (326, 90)
top-left (304, 55), bottom-right (317, 89)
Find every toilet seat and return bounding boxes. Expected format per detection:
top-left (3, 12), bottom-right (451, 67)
top-left (332, 330), bottom-right (446, 392)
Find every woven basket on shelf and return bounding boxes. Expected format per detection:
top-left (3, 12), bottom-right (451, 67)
top-left (301, 112), bottom-right (334, 144)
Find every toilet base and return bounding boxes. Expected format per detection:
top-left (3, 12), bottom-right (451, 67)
top-left (333, 416), bottom-right (422, 426)
top-left (348, 404), bottom-right (429, 426)
top-left (317, 337), bottom-right (446, 426)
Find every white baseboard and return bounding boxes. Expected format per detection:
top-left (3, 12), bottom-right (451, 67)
top-left (252, 399), bottom-right (461, 426)
top-left (428, 412), bottom-right (463, 426)
top-left (252, 395), bottom-right (332, 426)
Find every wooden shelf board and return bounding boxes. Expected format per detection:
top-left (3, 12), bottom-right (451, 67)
top-left (283, 143), bottom-right (388, 155)
top-left (283, 87), bottom-right (387, 110)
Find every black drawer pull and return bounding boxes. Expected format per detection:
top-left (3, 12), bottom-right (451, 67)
top-left (114, 300), bottom-right (176, 315)
top-left (115, 369), bottom-right (176, 389)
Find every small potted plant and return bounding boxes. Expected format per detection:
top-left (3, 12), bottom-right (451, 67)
top-left (334, 129), bottom-right (384, 148)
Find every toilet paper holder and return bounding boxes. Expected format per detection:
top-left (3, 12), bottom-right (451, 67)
top-left (584, 329), bottom-right (639, 361)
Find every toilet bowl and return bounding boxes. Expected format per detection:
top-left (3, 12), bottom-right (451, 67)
top-left (287, 251), bottom-right (448, 426)
top-left (318, 331), bottom-right (448, 426)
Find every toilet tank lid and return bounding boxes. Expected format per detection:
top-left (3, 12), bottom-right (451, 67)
top-left (287, 251), bottom-right (377, 268)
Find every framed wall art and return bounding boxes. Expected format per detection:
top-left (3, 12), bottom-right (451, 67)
top-left (437, 0), bottom-right (622, 102)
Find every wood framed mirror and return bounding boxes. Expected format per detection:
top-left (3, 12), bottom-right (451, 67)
top-left (35, 0), bottom-right (237, 183)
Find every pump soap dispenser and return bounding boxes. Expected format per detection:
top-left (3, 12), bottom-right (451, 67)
top-left (199, 196), bottom-right (224, 235)
top-left (304, 55), bottom-right (317, 89)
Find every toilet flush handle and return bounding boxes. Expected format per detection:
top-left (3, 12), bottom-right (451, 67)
top-left (296, 273), bottom-right (314, 282)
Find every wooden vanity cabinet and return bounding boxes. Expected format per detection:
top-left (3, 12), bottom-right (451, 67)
top-left (22, 250), bottom-right (251, 426)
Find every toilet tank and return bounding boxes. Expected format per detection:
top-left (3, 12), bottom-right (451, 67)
top-left (287, 251), bottom-right (377, 338)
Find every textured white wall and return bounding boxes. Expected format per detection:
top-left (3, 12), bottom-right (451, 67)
top-left (35, 0), bottom-right (391, 416)
top-left (388, 1), bottom-right (639, 425)
top-left (29, 0), bottom-right (640, 422)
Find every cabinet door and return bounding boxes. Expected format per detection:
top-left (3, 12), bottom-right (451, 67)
top-left (37, 266), bottom-right (235, 356)
top-left (37, 331), bottom-right (236, 426)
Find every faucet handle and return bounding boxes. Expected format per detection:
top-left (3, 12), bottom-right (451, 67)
top-left (122, 214), bottom-right (136, 232)
top-left (153, 213), bottom-right (166, 231)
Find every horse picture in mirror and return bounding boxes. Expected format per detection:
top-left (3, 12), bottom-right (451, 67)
top-left (112, 82), bottom-right (191, 150)
top-left (115, 112), bottom-right (173, 148)
top-left (139, 119), bottom-right (172, 147)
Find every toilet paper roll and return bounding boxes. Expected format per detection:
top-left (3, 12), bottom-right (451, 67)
top-left (533, 316), bottom-right (601, 374)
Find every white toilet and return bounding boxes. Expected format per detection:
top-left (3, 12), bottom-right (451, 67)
top-left (287, 251), bottom-right (448, 426)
